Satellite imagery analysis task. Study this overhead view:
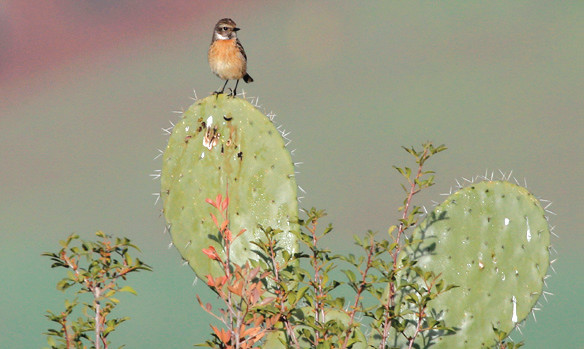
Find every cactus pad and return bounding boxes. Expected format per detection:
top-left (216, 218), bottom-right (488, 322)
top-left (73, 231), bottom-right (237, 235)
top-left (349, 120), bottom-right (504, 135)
top-left (401, 180), bottom-right (551, 348)
top-left (161, 95), bottom-right (299, 279)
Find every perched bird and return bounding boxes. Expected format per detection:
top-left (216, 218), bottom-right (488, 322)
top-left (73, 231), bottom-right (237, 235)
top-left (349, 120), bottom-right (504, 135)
top-left (208, 18), bottom-right (253, 96)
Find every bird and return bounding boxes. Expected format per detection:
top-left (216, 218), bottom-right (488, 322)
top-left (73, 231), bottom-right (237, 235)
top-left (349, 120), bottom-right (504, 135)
top-left (208, 18), bottom-right (253, 97)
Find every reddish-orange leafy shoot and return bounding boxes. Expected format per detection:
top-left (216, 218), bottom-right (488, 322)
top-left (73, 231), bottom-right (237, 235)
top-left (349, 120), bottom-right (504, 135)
top-left (211, 325), bottom-right (231, 344)
top-left (202, 246), bottom-right (221, 261)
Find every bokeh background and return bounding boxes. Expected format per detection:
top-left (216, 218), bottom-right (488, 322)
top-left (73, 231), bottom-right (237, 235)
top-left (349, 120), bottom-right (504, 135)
top-left (1, 1), bottom-right (582, 347)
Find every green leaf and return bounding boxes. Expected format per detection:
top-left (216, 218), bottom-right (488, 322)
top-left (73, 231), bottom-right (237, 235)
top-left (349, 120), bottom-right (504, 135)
top-left (118, 285), bottom-right (137, 296)
top-left (342, 269), bottom-right (356, 283)
top-left (47, 336), bottom-right (56, 347)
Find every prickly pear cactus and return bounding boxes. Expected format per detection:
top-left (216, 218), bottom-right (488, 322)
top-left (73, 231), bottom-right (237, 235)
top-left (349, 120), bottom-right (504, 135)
top-left (160, 94), bottom-right (299, 279)
top-left (399, 180), bottom-right (551, 348)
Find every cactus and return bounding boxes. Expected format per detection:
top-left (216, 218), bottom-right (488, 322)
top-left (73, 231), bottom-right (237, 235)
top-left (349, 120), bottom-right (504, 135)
top-left (396, 180), bottom-right (551, 348)
top-left (160, 94), bottom-right (299, 279)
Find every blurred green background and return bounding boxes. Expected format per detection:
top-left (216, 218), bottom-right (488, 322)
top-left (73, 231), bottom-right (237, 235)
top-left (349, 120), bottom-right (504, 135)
top-left (1, 1), bottom-right (582, 348)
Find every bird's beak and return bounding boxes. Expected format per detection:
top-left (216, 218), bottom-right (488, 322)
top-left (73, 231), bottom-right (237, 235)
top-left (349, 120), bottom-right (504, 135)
top-left (234, 27), bottom-right (240, 32)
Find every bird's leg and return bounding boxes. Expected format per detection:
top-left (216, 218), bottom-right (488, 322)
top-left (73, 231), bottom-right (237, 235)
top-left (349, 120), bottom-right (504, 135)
top-left (214, 80), bottom-right (229, 95)
top-left (231, 79), bottom-right (240, 97)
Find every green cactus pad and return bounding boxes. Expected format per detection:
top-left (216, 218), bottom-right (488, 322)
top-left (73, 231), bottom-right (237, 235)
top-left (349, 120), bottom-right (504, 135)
top-left (161, 95), bottom-right (299, 279)
top-left (400, 180), bottom-right (551, 348)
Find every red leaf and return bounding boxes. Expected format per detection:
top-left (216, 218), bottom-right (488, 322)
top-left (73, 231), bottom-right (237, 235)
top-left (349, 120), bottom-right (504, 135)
top-left (210, 213), bottom-right (219, 228)
top-left (236, 229), bottom-right (246, 238)
top-left (206, 274), bottom-right (215, 287)
top-left (224, 228), bottom-right (233, 243)
top-left (211, 326), bottom-right (231, 343)
top-left (220, 220), bottom-right (229, 233)
top-left (222, 194), bottom-right (229, 211)
top-left (202, 246), bottom-right (220, 261)
top-left (205, 198), bottom-right (217, 208)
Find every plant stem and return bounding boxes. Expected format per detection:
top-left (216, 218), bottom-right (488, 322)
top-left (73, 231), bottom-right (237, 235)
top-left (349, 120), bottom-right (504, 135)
top-left (267, 235), bottom-right (299, 348)
top-left (382, 146), bottom-right (430, 348)
top-left (94, 287), bottom-right (101, 349)
top-left (341, 234), bottom-right (375, 348)
top-left (309, 219), bottom-right (325, 343)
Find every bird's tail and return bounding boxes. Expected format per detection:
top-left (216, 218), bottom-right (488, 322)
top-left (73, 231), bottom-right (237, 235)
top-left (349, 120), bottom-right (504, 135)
top-left (243, 73), bottom-right (253, 83)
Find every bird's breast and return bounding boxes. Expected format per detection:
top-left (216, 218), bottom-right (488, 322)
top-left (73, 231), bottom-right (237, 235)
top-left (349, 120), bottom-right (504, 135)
top-left (208, 39), bottom-right (247, 80)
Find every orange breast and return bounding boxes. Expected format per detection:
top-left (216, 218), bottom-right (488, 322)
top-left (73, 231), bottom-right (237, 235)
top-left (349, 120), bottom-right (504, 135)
top-left (208, 39), bottom-right (247, 80)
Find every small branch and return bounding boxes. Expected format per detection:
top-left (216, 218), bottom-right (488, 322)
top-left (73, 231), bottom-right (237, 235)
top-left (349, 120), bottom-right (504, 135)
top-left (382, 146), bottom-right (431, 348)
top-left (341, 234), bottom-right (375, 348)
top-left (392, 146), bottom-right (429, 268)
top-left (60, 316), bottom-right (72, 349)
top-left (308, 219), bottom-right (326, 341)
top-left (267, 235), bottom-right (300, 348)
top-left (94, 287), bottom-right (102, 349)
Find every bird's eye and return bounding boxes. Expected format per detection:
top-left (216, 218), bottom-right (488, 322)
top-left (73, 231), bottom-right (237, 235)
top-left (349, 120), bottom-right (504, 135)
top-left (222, 27), bottom-right (229, 31)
